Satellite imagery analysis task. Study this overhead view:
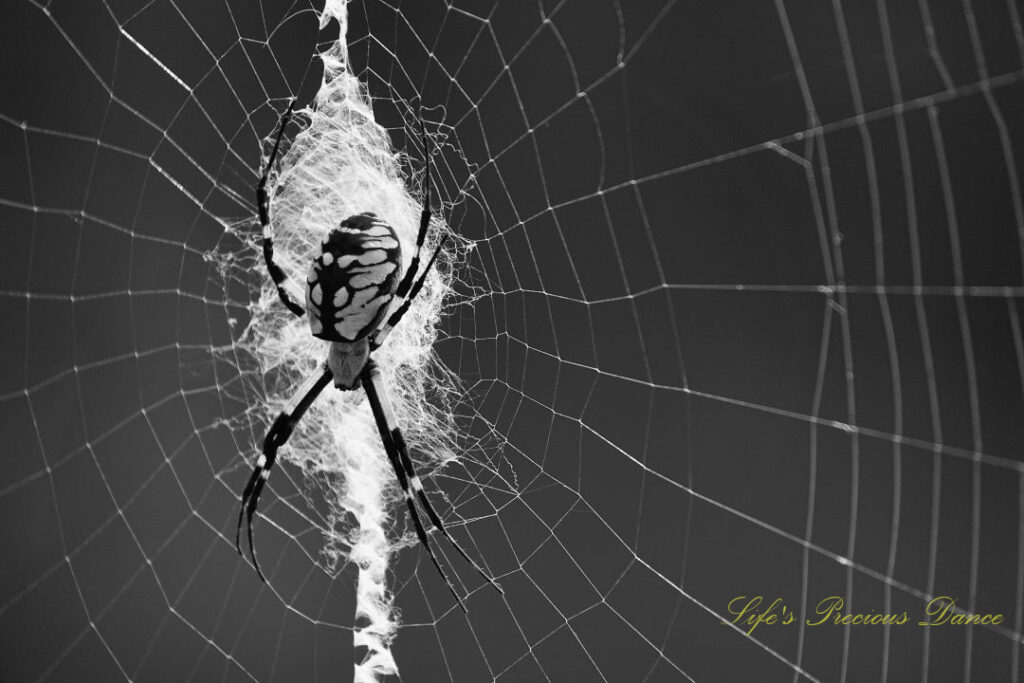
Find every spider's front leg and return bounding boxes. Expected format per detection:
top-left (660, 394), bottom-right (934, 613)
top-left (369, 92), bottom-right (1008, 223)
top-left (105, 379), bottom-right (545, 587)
top-left (236, 365), bottom-right (333, 582)
top-left (361, 360), bottom-right (502, 611)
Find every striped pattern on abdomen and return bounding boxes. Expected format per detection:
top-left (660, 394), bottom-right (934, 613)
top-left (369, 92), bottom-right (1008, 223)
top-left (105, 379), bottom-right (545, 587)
top-left (305, 212), bottom-right (403, 342)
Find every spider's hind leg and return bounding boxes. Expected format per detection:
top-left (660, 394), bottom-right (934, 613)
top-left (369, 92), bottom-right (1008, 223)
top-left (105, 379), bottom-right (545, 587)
top-left (370, 110), bottom-right (451, 351)
top-left (256, 98), bottom-right (305, 318)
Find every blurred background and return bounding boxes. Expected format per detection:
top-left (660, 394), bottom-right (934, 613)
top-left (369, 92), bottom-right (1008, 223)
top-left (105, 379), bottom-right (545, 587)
top-left (1, 0), bottom-right (1023, 680)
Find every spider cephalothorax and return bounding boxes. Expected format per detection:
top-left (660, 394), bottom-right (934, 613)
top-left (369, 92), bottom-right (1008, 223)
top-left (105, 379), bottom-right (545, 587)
top-left (236, 102), bottom-right (500, 612)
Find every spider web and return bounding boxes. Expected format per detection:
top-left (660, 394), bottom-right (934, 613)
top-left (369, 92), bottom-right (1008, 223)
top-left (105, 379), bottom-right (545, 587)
top-left (2, 0), bottom-right (1024, 681)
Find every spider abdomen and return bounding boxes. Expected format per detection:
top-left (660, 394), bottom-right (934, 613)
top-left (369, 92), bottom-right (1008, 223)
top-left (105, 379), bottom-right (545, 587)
top-left (306, 212), bottom-right (402, 342)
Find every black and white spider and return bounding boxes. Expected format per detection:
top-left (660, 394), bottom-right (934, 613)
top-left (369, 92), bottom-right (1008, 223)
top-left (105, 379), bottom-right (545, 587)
top-left (235, 101), bottom-right (501, 611)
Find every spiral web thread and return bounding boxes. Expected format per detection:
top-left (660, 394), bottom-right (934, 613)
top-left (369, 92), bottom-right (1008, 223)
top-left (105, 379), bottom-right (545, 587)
top-left (2, 0), bottom-right (1024, 681)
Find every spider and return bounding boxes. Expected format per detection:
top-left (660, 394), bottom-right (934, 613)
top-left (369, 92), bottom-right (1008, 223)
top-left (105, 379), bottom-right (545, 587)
top-left (235, 101), bottom-right (501, 612)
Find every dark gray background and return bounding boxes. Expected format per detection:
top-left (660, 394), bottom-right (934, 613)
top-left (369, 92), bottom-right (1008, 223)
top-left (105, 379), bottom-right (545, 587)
top-left (2, 0), bottom-right (1024, 681)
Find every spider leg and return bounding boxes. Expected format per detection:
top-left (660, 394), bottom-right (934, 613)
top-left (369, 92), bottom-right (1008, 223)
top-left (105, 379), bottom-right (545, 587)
top-left (236, 365), bottom-right (333, 582)
top-left (390, 422), bottom-right (503, 596)
top-left (371, 234), bottom-right (449, 349)
top-left (393, 112), bottom-right (433, 300)
top-left (361, 361), bottom-right (469, 613)
top-left (363, 361), bottom-right (501, 607)
top-left (371, 112), bottom-right (451, 350)
top-left (256, 98), bottom-right (305, 318)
